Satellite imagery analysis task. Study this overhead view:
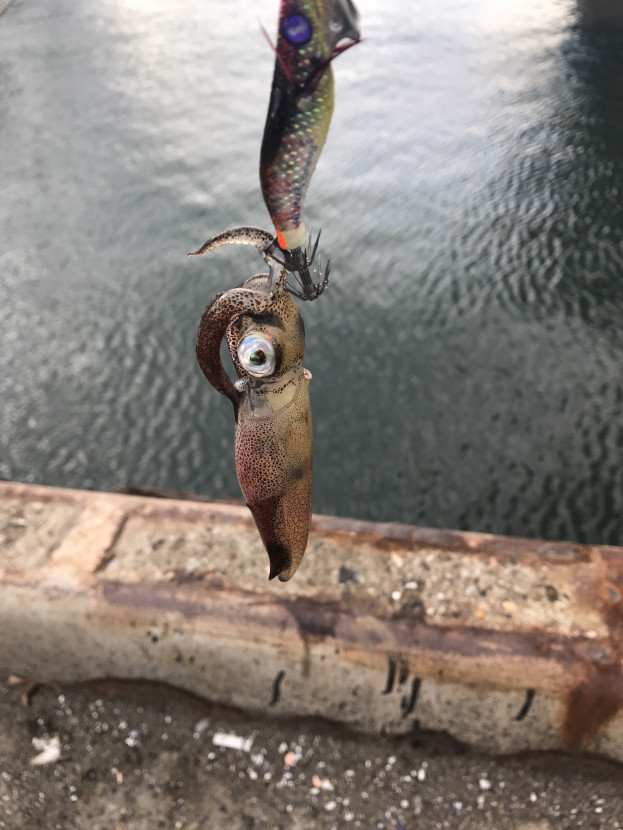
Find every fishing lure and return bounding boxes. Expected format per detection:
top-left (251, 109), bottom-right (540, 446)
top-left (189, 2), bottom-right (360, 298)
top-left (259, 0), bottom-right (360, 299)
top-left (196, 266), bottom-right (313, 581)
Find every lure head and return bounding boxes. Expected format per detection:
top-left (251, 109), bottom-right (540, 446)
top-left (324, 0), bottom-right (361, 49)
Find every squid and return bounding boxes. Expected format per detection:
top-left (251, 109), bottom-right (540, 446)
top-left (259, 0), bottom-right (360, 299)
top-left (196, 264), bottom-right (313, 582)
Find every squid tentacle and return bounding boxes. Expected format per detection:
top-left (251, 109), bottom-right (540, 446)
top-left (188, 227), bottom-right (274, 259)
top-left (196, 285), bottom-right (275, 417)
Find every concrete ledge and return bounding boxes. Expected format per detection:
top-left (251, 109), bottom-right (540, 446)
top-left (1, 481), bottom-right (622, 761)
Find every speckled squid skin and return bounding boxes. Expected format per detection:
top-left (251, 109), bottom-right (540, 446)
top-left (260, 0), bottom-right (360, 250)
top-left (196, 275), bottom-right (313, 582)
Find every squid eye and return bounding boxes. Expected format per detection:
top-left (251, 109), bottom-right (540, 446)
top-left (237, 333), bottom-right (277, 378)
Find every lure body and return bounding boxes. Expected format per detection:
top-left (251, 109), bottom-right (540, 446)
top-left (196, 272), bottom-right (313, 581)
top-left (259, 0), bottom-right (360, 296)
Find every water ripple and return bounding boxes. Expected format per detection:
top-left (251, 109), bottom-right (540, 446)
top-left (2, 0), bottom-right (623, 545)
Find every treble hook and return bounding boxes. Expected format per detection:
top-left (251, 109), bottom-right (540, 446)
top-left (188, 226), bottom-right (329, 301)
top-left (263, 230), bottom-right (330, 301)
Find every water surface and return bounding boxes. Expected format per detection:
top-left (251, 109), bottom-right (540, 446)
top-left (1, 0), bottom-right (623, 545)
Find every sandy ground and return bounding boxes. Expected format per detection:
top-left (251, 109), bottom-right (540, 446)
top-left (0, 678), bottom-right (621, 830)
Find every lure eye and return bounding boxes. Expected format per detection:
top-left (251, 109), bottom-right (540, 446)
top-left (237, 333), bottom-right (277, 378)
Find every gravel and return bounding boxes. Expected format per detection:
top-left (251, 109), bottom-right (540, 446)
top-left (0, 678), bottom-right (622, 829)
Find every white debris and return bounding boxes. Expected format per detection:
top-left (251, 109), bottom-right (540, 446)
top-left (194, 718), bottom-right (210, 735)
top-left (212, 732), bottom-right (253, 753)
top-left (30, 736), bottom-right (61, 766)
top-left (312, 775), bottom-right (334, 791)
top-left (124, 731), bottom-right (139, 748)
top-left (324, 801), bottom-right (337, 811)
top-left (417, 766), bottom-right (426, 781)
top-left (479, 777), bottom-right (492, 790)
top-left (278, 772), bottom-right (294, 788)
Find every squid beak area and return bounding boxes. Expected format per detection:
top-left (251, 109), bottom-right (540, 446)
top-left (267, 544), bottom-right (294, 582)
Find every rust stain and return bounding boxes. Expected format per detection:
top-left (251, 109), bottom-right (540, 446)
top-left (0, 482), bottom-right (78, 506)
top-left (300, 633), bottom-right (312, 678)
top-left (112, 485), bottom-right (245, 507)
top-left (131, 501), bottom-right (257, 531)
top-left (100, 580), bottom-right (209, 619)
top-left (0, 575), bottom-right (61, 592)
top-left (309, 519), bottom-right (593, 566)
top-left (93, 578), bottom-right (583, 693)
top-left (93, 514), bottom-right (129, 573)
top-left (563, 668), bottom-right (623, 751)
top-left (562, 546), bottom-right (623, 751)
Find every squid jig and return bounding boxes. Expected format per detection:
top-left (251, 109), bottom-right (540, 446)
top-left (190, 0), bottom-right (360, 300)
top-left (259, 0), bottom-right (360, 299)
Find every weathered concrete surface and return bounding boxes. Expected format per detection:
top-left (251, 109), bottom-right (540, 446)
top-left (1, 481), bottom-right (622, 762)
